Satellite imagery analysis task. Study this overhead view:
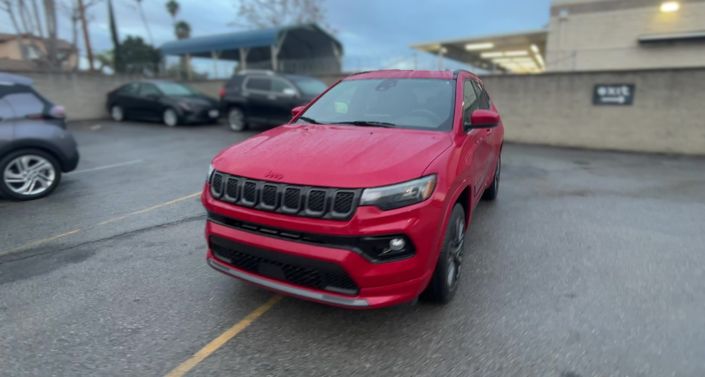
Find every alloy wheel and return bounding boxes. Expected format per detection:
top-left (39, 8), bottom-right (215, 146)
top-left (228, 108), bottom-right (246, 131)
top-left (111, 106), bottom-right (124, 122)
top-left (164, 109), bottom-right (178, 127)
top-left (3, 155), bottom-right (56, 197)
top-left (446, 215), bottom-right (465, 288)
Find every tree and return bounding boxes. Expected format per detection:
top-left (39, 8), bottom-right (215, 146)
top-left (134, 0), bottom-right (154, 45)
top-left (59, 0), bottom-right (100, 70)
top-left (165, 0), bottom-right (178, 25)
top-left (107, 0), bottom-right (122, 72)
top-left (232, 0), bottom-right (330, 30)
top-left (174, 20), bottom-right (191, 40)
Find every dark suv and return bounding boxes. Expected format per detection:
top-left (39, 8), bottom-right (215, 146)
top-left (219, 70), bottom-right (328, 131)
top-left (0, 73), bottom-right (79, 200)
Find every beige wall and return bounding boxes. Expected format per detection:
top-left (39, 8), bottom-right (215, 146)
top-left (546, 0), bottom-right (705, 71)
top-left (481, 68), bottom-right (705, 155)
top-left (20, 69), bottom-right (705, 155)
top-left (0, 40), bottom-right (22, 59)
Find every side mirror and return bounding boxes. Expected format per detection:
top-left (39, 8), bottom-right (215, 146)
top-left (467, 109), bottom-right (499, 130)
top-left (291, 105), bottom-right (305, 117)
top-left (48, 105), bottom-right (66, 119)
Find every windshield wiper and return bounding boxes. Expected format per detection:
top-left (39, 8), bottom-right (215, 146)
top-left (298, 116), bottom-right (320, 124)
top-left (330, 120), bottom-right (397, 128)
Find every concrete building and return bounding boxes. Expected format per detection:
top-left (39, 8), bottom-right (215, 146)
top-left (0, 33), bottom-right (78, 72)
top-left (412, 0), bottom-right (705, 73)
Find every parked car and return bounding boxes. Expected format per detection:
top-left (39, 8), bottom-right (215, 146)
top-left (202, 69), bottom-right (504, 309)
top-left (107, 80), bottom-right (220, 127)
top-left (0, 73), bottom-right (79, 200)
top-left (220, 70), bottom-right (328, 131)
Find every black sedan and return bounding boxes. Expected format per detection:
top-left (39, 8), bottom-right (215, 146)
top-left (107, 80), bottom-right (220, 127)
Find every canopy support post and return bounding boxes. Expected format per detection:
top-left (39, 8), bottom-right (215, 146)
top-left (211, 51), bottom-right (220, 78)
top-left (239, 47), bottom-right (249, 71)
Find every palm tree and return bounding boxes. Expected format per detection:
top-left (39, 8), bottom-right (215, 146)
top-left (174, 20), bottom-right (190, 40)
top-left (135, 0), bottom-right (154, 45)
top-left (165, 0), bottom-right (179, 25)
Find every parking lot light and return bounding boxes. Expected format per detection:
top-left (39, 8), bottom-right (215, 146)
top-left (660, 1), bottom-right (680, 13)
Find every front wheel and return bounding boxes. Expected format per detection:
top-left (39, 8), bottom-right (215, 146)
top-left (422, 203), bottom-right (466, 304)
top-left (227, 108), bottom-right (248, 132)
top-left (163, 108), bottom-right (179, 127)
top-left (0, 149), bottom-right (62, 200)
top-left (110, 105), bottom-right (124, 122)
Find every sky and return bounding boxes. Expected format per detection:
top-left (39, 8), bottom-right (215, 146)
top-left (0, 0), bottom-right (552, 75)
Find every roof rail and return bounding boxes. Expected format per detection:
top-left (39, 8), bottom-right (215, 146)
top-left (238, 69), bottom-right (275, 76)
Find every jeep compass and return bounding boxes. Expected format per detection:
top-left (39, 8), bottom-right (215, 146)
top-left (202, 70), bottom-right (504, 308)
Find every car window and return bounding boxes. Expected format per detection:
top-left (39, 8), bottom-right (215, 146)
top-left (3, 92), bottom-right (45, 118)
top-left (463, 80), bottom-right (480, 124)
top-left (289, 77), bottom-right (328, 97)
top-left (139, 83), bottom-right (161, 98)
top-left (245, 77), bottom-right (271, 92)
top-left (471, 81), bottom-right (491, 110)
top-left (119, 83), bottom-right (139, 95)
top-left (299, 78), bottom-right (455, 131)
top-left (271, 78), bottom-right (296, 94)
top-left (0, 98), bottom-right (14, 122)
top-left (153, 82), bottom-right (195, 96)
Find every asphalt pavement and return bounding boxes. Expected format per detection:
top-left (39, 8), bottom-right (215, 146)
top-left (1, 120), bottom-right (705, 377)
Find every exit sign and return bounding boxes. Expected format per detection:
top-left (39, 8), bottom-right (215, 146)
top-left (593, 84), bottom-right (635, 106)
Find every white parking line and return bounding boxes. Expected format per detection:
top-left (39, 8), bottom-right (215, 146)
top-left (70, 159), bottom-right (143, 174)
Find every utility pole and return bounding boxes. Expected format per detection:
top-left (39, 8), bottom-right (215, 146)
top-left (77, 0), bottom-right (94, 71)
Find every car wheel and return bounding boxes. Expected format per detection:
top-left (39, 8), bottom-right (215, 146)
top-left (110, 105), bottom-right (124, 122)
top-left (0, 149), bottom-right (62, 201)
top-left (482, 154), bottom-right (501, 201)
top-left (422, 203), bottom-right (465, 304)
top-left (163, 108), bottom-right (179, 127)
top-left (227, 108), bottom-right (248, 132)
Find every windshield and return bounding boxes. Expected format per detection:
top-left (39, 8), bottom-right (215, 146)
top-left (290, 77), bottom-right (328, 96)
top-left (298, 78), bottom-right (455, 131)
top-left (154, 82), bottom-right (197, 96)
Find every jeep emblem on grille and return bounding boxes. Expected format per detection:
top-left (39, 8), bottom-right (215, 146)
top-left (265, 171), bottom-right (284, 180)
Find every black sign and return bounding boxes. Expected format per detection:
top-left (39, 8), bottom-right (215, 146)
top-left (593, 84), bottom-right (635, 106)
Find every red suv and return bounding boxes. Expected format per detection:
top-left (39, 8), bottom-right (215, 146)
top-left (202, 70), bottom-right (503, 308)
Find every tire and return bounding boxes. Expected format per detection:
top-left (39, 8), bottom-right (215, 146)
top-left (422, 203), bottom-right (466, 304)
top-left (482, 154), bottom-right (501, 201)
top-left (0, 149), bottom-right (62, 201)
top-left (227, 107), bottom-right (248, 132)
top-left (163, 108), bottom-right (179, 127)
top-left (110, 105), bottom-right (124, 122)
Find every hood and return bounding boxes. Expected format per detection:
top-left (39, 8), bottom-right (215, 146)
top-left (213, 124), bottom-right (452, 188)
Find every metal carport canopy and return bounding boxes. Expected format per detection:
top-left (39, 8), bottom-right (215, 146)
top-left (158, 24), bottom-right (342, 61)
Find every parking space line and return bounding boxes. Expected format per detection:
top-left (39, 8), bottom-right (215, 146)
top-left (70, 159), bottom-right (143, 174)
top-left (2, 229), bottom-right (82, 256)
top-left (97, 192), bottom-right (200, 226)
top-left (164, 295), bottom-right (283, 377)
top-left (2, 192), bottom-right (201, 256)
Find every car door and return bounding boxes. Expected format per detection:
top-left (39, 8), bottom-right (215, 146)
top-left (135, 83), bottom-right (164, 120)
top-left (457, 76), bottom-right (488, 202)
top-left (471, 80), bottom-right (499, 184)
top-left (0, 98), bottom-right (16, 150)
top-left (242, 76), bottom-right (273, 123)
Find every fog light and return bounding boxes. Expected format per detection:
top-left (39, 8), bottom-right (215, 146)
top-left (388, 238), bottom-right (406, 252)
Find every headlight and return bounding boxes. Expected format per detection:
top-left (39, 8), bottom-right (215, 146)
top-left (207, 164), bottom-right (214, 182)
top-left (360, 175), bottom-right (436, 210)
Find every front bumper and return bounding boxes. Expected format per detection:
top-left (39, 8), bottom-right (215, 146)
top-left (203, 189), bottom-right (446, 309)
top-left (183, 108), bottom-right (220, 123)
